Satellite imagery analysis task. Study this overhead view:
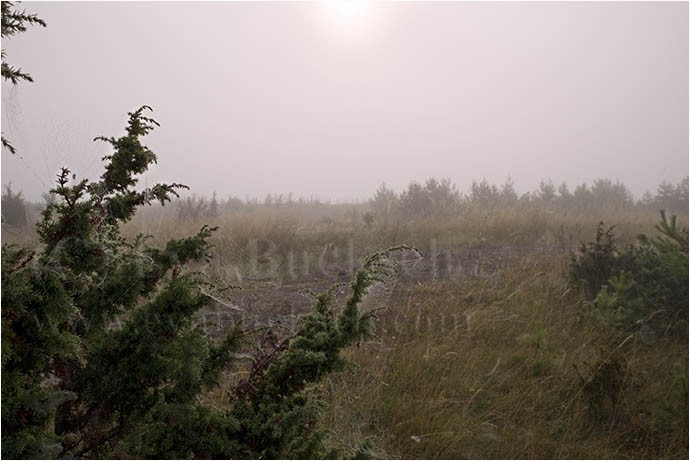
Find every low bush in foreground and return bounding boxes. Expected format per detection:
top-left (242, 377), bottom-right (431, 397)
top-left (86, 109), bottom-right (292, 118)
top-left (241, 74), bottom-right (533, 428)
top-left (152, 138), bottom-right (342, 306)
top-left (570, 212), bottom-right (688, 333)
top-left (1, 107), bottom-right (415, 459)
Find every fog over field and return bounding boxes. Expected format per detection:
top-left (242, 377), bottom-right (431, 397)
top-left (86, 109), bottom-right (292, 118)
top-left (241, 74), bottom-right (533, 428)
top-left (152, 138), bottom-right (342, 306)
top-left (1, 1), bottom-right (688, 202)
top-left (2, 2), bottom-right (690, 459)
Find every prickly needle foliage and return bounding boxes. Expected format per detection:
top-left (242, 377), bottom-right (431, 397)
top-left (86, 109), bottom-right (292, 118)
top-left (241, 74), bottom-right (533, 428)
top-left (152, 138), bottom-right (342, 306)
top-left (572, 211), bottom-right (688, 332)
top-left (2, 1), bottom-right (46, 153)
top-left (124, 245), bottom-right (420, 459)
top-left (2, 107), bottom-right (230, 459)
top-left (1, 245), bottom-right (80, 458)
top-left (3, 105), bottom-right (417, 459)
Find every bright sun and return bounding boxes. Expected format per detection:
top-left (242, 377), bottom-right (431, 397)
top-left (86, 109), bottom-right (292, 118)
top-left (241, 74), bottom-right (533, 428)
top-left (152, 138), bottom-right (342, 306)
top-left (320, 0), bottom-right (377, 40)
top-left (326, 0), bottom-right (371, 25)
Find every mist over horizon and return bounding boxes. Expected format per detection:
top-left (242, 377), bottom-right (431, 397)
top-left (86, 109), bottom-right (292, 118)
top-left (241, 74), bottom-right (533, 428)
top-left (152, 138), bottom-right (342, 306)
top-left (2, 1), bottom-right (688, 203)
top-left (2, 3), bottom-right (690, 459)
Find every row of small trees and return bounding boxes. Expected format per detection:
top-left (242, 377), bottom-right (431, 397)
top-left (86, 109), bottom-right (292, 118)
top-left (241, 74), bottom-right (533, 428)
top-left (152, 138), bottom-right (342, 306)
top-left (369, 177), bottom-right (689, 220)
top-left (5, 176), bottom-right (687, 228)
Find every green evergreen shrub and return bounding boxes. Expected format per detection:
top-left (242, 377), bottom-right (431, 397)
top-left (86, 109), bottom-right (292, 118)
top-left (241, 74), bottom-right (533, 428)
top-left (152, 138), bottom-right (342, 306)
top-left (1, 106), bottom-right (416, 458)
top-left (568, 223), bottom-right (639, 300)
top-left (570, 212), bottom-right (688, 333)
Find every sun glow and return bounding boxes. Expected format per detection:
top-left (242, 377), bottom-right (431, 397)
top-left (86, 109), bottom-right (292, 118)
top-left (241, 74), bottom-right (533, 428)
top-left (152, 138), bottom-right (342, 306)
top-left (319, 0), bottom-right (378, 41)
top-left (326, 1), bottom-right (371, 25)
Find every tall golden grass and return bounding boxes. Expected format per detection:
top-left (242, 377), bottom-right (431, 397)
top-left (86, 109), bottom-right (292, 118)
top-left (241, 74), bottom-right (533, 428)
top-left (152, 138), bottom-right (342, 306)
top-left (117, 202), bottom-right (670, 257)
top-left (321, 254), bottom-right (688, 459)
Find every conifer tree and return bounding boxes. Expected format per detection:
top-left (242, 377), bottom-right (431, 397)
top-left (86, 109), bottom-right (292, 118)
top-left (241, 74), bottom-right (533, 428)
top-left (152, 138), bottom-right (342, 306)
top-left (1, 106), bottom-right (417, 458)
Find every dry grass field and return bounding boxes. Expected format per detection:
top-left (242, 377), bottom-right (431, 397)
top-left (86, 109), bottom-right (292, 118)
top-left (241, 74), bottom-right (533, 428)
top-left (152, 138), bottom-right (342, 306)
top-left (102, 202), bottom-right (684, 459)
top-left (2, 198), bottom-right (687, 459)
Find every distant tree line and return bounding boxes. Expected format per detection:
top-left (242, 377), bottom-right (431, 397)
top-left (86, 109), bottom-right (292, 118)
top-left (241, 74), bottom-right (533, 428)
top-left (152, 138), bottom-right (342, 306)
top-left (2, 177), bottom-right (687, 229)
top-left (369, 177), bottom-right (689, 220)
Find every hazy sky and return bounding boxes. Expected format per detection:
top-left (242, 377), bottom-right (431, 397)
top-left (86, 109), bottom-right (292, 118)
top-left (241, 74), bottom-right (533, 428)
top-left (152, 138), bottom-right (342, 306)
top-left (1, 1), bottom-right (688, 202)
